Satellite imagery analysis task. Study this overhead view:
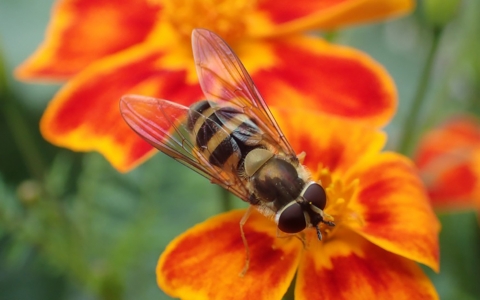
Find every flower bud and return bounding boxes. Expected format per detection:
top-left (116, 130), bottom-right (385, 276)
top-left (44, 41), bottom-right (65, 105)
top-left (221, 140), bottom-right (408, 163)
top-left (422, 0), bottom-right (461, 27)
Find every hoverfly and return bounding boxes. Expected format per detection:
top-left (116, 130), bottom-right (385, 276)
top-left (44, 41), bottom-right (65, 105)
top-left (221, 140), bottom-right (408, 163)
top-left (120, 28), bottom-right (335, 275)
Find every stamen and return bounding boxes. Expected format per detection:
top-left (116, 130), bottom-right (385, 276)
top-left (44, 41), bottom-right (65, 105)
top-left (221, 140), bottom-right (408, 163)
top-left (162, 0), bottom-right (255, 42)
top-left (313, 167), bottom-right (362, 238)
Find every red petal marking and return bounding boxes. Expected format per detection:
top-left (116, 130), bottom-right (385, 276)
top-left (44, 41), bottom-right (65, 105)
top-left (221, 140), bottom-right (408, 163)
top-left (414, 115), bottom-right (480, 210)
top-left (16, 0), bottom-right (160, 80)
top-left (271, 108), bottom-right (386, 176)
top-left (346, 152), bottom-right (440, 271)
top-left (426, 162), bottom-right (478, 210)
top-left (253, 37), bottom-right (396, 128)
top-left (157, 209), bottom-right (302, 300)
top-left (40, 46), bottom-right (203, 172)
top-left (296, 230), bottom-right (438, 300)
top-left (257, 0), bottom-right (414, 31)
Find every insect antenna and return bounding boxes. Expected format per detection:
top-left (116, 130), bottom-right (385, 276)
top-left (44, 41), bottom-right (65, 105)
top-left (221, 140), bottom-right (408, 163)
top-left (315, 225), bottom-right (323, 241)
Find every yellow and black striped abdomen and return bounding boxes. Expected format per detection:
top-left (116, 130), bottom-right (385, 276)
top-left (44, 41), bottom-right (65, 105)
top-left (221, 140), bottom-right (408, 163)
top-left (187, 100), bottom-right (262, 170)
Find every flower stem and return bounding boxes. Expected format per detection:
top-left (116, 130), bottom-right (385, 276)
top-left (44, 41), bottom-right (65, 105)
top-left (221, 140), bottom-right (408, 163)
top-left (467, 89), bottom-right (480, 114)
top-left (283, 275), bottom-right (296, 300)
top-left (0, 48), bottom-right (47, 181)
top-left (397, 27), bottom-right (443, 156)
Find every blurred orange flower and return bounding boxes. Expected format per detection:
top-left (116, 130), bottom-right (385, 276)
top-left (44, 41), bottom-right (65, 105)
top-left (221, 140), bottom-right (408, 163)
top-left (157, 108), bottom-right (440, 299)
top-left (414, 115), bottom-right (480, 216)
top-left (15, 0), bottom-right (413, 172)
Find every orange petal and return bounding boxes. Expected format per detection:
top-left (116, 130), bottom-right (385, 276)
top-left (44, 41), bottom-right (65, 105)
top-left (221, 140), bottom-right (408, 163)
top-left (271, 108), bottom-right (387, 176)
top-left (40, 45), bottom-right (203, 172)
top-left (424, 161), bottom-right (478, 210)
top-left (157, 209), bottom-right (302, 300)
top-left (415, 115), bottom-right (480, 167)
top-left (252, 36), bottom-right (397, 128)
top-left (269, 108), bottom-right (439, 270)
top-left (296, 230), bottom-right (438, 300)
top-left (472, 150), bottom-right (480, 220)
top-left (345, 152), bottom-right (440, 272)
top-left (257, 0), bottom-right (414, 34)
top-left (414, 115), bottom-right (480, 210)
top-left (15, 0), bottom-right (160, 81)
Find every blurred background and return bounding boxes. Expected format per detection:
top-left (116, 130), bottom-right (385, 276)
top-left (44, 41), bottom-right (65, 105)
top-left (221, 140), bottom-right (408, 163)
top-left (0, 0), bottom-right (479, 299)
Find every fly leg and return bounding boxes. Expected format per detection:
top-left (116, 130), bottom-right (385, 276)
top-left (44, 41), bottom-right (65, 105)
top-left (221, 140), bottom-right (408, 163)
top-left (239, 205), bottom-right (253, 277)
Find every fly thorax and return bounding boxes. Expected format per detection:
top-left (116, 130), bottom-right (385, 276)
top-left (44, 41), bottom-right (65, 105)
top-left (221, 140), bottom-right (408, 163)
top-left (244, 148), bottom-right (274, 177)
top-left (249, 155), bottom-right (305, 209)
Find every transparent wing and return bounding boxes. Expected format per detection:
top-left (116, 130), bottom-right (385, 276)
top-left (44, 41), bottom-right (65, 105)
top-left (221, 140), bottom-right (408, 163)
top-left (119, 94), bottom-right (250, 201)
top-left (192, 28), bottom-right (296, 157)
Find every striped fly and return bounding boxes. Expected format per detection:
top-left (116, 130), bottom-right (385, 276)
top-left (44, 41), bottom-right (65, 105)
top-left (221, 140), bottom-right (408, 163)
top-left (120, 28), bottom-right (335, 275)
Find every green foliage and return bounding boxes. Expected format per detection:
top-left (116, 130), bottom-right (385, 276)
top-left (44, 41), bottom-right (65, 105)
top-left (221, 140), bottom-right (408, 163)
top-left (0, 150), bottom-right (226, 299)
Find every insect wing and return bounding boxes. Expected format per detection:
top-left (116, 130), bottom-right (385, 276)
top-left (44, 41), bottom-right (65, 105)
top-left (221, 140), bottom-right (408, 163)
top-left (119, 94), bottom-right (250, 201)
top-left (192, 28), bottom-right (296, 157)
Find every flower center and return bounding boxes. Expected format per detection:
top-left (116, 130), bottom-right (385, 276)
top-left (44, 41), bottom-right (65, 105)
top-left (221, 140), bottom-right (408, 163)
top-left (161, 0), bottom-right (256, 42)
top-left (314, 167), bottom-right (362, 240)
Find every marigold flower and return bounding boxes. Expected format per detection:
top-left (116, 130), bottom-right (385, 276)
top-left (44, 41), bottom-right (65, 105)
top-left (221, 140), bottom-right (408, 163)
top-left (157, 108), bottom-right (440, 299)
top-left (414, 115), bottom-right (480, 215)
top-left (15, 0), bottom-right (412, 172)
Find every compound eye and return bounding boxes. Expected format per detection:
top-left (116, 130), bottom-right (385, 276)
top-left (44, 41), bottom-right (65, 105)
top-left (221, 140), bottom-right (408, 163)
top-left (303, 183), bottom-right (327, 210)
top-left (277, 202), bottom-right (307, 234)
